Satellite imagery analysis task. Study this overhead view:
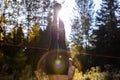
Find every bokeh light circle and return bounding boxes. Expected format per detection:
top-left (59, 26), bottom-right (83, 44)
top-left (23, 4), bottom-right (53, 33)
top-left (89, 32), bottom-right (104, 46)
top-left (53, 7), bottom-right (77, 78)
top-left (37, 49), bottom-right (69, 75)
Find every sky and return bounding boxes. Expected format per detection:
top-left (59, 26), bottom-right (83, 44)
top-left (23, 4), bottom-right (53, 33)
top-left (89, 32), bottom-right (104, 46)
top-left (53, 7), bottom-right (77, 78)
top-left (0, 0), bottom-right (102, 40)
top-left (58, 0), bottom-right (76, 40)
top-left (57, 0), bottom-right (102, 40)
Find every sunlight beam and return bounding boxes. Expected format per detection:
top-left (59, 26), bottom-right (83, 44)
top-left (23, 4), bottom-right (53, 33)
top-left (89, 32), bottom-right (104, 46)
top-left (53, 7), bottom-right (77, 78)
top-left (57, 0), bottom-right (76, 40)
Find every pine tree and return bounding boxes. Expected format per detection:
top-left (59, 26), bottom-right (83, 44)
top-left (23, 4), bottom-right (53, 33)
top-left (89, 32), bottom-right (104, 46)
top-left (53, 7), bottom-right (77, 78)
top-left (90, 0), bottom-right (120, 65)
top-left (92, 0), bottom-right (120, 55)
top-left (70, 0), bottom-right (94, 71)
top-left (70, 0), bottom-right (94, 53)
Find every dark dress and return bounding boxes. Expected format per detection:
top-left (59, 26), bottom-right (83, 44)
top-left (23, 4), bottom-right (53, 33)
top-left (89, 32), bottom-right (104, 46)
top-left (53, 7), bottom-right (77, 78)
top-left (37, 3), bottom-right (68, 75)
top-left (45, 8), bottom-right (68, 74)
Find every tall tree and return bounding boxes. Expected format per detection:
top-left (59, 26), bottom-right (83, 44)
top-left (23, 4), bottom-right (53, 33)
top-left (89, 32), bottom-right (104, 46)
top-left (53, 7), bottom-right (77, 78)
top-left (90, 0), bottom-right (120, 65)
top-left (70, 0), bottom-right (94, 54)
top-left (69, 0), bottom-right (94, 71)
top-left (0, 0), bottom-right (49, 75)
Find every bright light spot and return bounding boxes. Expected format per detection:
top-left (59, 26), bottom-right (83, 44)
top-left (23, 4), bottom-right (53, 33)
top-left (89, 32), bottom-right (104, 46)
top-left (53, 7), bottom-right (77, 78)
top-left (58, 8), bottom-right (72, 38)
top-left (55, 59), bottom-right (62, 69)
top-left (53, 59), bottom-right (65, 74)
top-left (56, 0), bottom-right (65, 4)
top-left (94, 0), bottom-right (102, 11)
top-left (58, 0), bottom-right (76, 40)
top-left (57, 0), bottom-right (102, 40)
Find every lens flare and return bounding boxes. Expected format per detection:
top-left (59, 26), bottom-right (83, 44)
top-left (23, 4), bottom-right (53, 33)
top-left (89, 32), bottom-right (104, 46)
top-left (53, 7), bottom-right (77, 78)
top-left (55, 59), bottom-right (62, 69)
top-left (37, 49), bottom-right (69, 75)
top-left (53, 58), bottom-right (67, 74)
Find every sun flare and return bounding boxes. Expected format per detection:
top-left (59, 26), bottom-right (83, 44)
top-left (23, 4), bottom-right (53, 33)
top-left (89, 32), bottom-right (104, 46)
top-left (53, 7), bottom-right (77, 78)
top-left (58, 8), bottom-right (70, 23)
top-left (57, 0), bottom-right (75, 40)
top-left (58, 9), bottom-right (71, 40)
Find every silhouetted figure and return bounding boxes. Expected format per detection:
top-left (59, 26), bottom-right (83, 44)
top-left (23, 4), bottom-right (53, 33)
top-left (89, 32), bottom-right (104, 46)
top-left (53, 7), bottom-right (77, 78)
top-left (49, 3), bottom-right (66, 50)
top-left (46, 2), bottom-right (68, 74)
top-left (36, 3), bottom-right (69, 80)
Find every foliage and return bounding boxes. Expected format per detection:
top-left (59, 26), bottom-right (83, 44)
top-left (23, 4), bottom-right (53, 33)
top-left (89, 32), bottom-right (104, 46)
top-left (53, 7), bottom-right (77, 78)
top-left (73, 65), bottom-right (120, 80)
top-left (0, 0), bottom-right (53, 79)
top-left (69, 0), bottom-right (94, 71)
top-left (19, 65), bottom-right (37, 80)
top-left (90, 0), bottom-right (120, 56)
top-left (70, 0), bottom-right (94, 52)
